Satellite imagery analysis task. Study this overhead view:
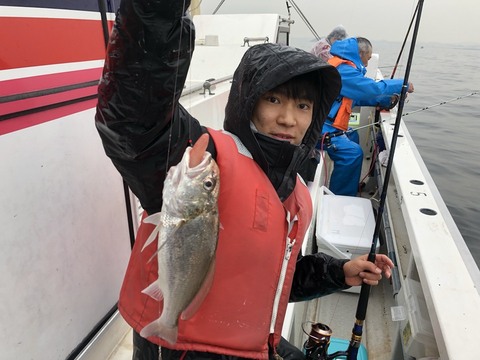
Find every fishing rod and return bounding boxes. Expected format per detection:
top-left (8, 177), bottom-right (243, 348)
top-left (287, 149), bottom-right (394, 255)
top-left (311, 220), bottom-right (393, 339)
top-left (402, 91), bottom-right (479, 116)
top-left (344, 1), bottom-right (424, 359)
top-left (303, 4), bottom-right (425, 358)
top-left (364, 0), bottom-right (418, 160)
top-left (347, 1), bottom-right (423, 318)
top-left (390, 1), bottom-right (419, 79)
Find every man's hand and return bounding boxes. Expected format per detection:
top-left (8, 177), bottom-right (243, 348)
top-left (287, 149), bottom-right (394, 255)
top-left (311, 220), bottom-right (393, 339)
top-left (407, 82), bottom-right (414, 93)
top-left (343, 254), bottom-right (394, 286)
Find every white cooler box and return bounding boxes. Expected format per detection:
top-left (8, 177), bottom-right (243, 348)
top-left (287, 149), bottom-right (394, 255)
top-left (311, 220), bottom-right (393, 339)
top-left (315, 187), bottom-right (378, 260)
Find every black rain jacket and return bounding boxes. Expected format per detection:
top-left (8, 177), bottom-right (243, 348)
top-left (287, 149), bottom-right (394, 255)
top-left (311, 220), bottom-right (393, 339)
top-left (95, 0), bottom-right (348, 307)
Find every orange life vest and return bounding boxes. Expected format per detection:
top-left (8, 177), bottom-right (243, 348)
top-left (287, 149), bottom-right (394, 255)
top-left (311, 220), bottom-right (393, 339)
top-left (327, 56), bottom-right (357, 131)
top-left (118, 129), bottom-right (313, 359)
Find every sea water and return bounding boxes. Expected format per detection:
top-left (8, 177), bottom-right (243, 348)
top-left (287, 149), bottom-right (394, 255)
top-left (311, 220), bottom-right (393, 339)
top-left (292, 38), bottom-right (480, 268)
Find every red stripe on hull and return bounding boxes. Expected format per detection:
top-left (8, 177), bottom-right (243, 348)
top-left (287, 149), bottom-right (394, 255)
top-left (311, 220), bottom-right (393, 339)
top-left (0, 17), bottom-right (112, 70)
top-left (0, 98), bottom-right (97, 136)
top-left (0, 85), bottom-right (97, 116)
top-left (0, 68), bottom-right (102, 116)
top-left (0, 68), bottom-right (102, 96)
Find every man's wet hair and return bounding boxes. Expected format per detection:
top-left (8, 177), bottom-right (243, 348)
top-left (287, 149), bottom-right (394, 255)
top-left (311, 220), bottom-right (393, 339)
top-left (269, 72), bottom-right (322, 105)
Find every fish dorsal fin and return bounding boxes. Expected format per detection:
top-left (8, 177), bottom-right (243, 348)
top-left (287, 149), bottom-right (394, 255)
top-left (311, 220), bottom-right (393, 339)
top-left (180, 257), bottom-right (216, 321)
top-left (189, 133), bottom-right (209, 168)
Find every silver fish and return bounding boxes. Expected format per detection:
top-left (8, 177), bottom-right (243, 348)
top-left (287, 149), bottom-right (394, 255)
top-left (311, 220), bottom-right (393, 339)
top-left (139, 133), bottom-right (220, 344)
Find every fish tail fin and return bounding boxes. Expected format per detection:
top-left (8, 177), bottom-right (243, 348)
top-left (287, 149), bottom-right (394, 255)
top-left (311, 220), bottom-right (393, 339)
top-left (140, 319), bottom-right (178, 344)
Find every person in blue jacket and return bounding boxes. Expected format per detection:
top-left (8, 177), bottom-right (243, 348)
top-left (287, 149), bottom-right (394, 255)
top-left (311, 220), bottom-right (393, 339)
top-left (320, 37), bottom-right (414, 196)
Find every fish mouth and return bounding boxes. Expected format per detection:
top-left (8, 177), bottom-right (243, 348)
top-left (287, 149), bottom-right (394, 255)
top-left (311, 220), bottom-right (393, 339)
top-left (184, 149), bottom-right (214, 176)
top-left (167, 148), bottom-right (215, 188)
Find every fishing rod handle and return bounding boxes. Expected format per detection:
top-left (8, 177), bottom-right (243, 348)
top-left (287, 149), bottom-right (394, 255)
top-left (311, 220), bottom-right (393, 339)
top-left (355, 283), bottom-right (371, 321)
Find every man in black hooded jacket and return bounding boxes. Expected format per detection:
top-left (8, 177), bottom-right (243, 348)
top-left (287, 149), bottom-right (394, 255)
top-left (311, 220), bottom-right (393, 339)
top-left (95, 0), bottom-right (393, 359)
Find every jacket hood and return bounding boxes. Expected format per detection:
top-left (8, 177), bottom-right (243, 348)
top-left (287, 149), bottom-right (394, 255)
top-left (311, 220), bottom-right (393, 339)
top-left (223, 43), bottom-right (340, 199)
top-left (330, 37), bottom-right (365, 70)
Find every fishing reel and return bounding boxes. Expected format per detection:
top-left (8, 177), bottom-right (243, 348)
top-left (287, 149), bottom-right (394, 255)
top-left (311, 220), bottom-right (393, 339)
top-left (377, 94), bottom-right (400, 111)
top-left (321, 130), bottom-right (346, 148)
top-left (321, 130), bottom-right (344, 148)
top-left (303, 322), bottom-right (349, 360)
top-left (303, 322), bottom-right (333, 360)
top-left (322, 133), bottom-right (332, 148)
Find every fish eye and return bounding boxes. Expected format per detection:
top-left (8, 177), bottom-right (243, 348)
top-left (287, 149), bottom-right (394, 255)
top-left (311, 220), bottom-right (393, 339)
top-left (203, 178), bottom-right (215, 191)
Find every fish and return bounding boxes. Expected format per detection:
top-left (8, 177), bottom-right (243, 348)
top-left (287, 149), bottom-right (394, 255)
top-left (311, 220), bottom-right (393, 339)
top-left (139, 133), bottom-right (220, 344)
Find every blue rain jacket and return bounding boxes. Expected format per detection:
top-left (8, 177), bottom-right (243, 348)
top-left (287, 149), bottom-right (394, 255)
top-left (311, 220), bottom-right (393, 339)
top-left (326, 37), bottom-right (404, 123)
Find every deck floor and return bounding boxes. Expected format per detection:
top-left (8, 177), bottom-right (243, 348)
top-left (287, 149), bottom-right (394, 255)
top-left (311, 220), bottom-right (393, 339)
top-left (108, 329), bottom-right (133, 360)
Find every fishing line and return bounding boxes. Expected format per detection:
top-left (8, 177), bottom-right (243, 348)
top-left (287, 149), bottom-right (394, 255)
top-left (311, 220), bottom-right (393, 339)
top-left (187, 3), bottom-right (196, 144)
top-left (331, 120), bottom-right (385, 137)
top-left (150, 0), bottom-right (192, 341)
top-left (402, 91), bottom-right (479, 116)
top-left (378, 65), bottom-right (401, 70)
top-left (144, 2), bottom-right (196, 352)
top-left (165, 0), bottom-right (191, 174)
top-left (390, 1), bottom-right (419, 79)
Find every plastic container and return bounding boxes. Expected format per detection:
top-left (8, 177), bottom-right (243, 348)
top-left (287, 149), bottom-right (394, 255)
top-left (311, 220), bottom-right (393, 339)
top-left (397, 278), bottom-right (438, 358)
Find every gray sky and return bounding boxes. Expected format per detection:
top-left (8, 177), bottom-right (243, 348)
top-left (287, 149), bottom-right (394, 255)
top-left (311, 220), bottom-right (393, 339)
top-left (198, 0), bottom-right (480, 45)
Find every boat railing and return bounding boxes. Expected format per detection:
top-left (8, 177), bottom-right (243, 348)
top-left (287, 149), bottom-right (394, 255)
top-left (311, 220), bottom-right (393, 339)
top-left (182, 75), bottom-right (233, 97)
top-left (242, 36), bottom-right (269, 47)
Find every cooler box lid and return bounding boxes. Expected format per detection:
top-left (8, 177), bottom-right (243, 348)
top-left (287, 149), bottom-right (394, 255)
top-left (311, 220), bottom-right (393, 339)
top-left (316, 191), bottom-right (377, 254)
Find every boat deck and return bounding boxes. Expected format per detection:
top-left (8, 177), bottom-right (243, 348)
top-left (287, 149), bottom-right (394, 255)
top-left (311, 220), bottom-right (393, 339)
top-left (108, 327), bottom-right (133, 360)
top-left (106, 285), bottom-right (397, 360)
top-left (282, 147), bottom-right (409, 359)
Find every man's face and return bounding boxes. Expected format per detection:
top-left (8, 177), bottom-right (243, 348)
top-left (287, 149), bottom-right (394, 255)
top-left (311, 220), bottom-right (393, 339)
top-left (360, 48), bottom-right (373, 67)
top-left (251, 91), bottom-right (313, 146)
